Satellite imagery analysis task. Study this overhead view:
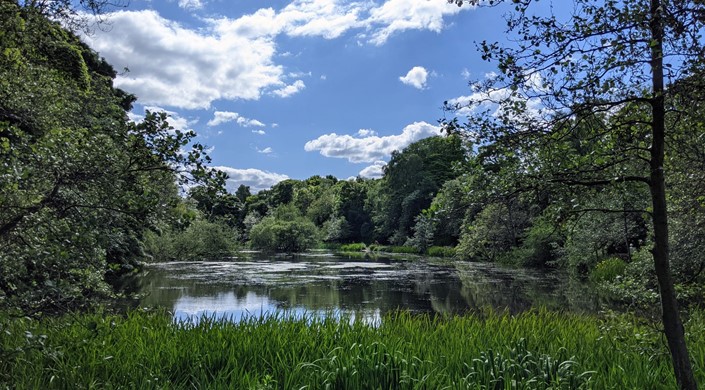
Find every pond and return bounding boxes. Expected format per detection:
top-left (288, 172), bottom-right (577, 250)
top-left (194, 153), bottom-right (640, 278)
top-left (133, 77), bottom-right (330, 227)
top-left (123, 251), bottom-right (600, 323)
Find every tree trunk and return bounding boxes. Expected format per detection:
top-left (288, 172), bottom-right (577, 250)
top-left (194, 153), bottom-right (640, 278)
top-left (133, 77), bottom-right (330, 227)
top-left (649, 1), bottom-right (697, 388)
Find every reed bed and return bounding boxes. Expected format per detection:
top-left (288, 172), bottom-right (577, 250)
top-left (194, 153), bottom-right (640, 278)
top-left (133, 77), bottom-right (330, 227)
top-left (1, 309), bottom-right (703, 389)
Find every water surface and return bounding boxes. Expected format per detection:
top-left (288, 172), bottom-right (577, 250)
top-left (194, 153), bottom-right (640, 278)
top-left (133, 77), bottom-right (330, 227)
top-left (125, 252), bottom-right (598, 323)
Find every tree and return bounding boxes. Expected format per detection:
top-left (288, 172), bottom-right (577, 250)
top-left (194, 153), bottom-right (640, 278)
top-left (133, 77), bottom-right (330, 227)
top-left (375, 135), bottom-right (466, 242)
top-left (446, 0), bottom-right (702, 387)
top-left (0, 1), bottom-right (221, 314)
top-left (19, 0), bottom-right (129, 31)
top-left (249, 205), bottom-right (318, 253)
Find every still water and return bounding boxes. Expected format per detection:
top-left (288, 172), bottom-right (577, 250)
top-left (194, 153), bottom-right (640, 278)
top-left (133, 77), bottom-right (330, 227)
top-left (125, 251), bottom-right (599, 323)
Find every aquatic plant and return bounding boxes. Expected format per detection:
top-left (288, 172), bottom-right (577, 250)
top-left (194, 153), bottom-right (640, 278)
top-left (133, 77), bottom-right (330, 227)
top-left (1, 309), bottom-right (703, 388)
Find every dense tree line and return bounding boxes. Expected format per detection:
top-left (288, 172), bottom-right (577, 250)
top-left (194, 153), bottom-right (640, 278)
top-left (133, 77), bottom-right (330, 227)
top-left (0, 1), bottom-right (222, 314)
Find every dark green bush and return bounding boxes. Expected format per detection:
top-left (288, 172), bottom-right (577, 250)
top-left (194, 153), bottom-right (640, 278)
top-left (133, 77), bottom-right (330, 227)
top-left (426, 246), bottom-right (455, 257)
top-left (249, 216), bottom-right (318, 253)
top-left (339, 243), bottom-right (366, 252)
top-left (143, 219), bottom-right (239, 261)
top-left (590, 257), bottom-right (627, 283)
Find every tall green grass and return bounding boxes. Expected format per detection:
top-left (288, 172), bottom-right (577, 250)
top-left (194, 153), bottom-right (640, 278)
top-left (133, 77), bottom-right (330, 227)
top-left (338, 243), bottom-right (367, 252)
top-left (1, 309), bottom-right (703, 389)
top-left (427, 246), bottom-right (456, 258)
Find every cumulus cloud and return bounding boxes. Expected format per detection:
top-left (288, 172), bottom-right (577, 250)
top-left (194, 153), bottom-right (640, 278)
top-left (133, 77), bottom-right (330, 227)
top-left (82, 2), bottom-right (475, 109)
top-left (304, 121), bottom-right (441, 163)
top-left (213, 0), bottom-right (473, 44)
top-left (207, 111), bottom-right (266, 127)
top-left (399, 66), bottom-right (428, 89)
top-left (252, 129), bottom-right (267, 135)
top-left (257, 147), bottom-right (274, 154)
top-left (356, 129), bottom-right (377, 137)
top-left (214, 166), bottom-right (289, 193)
top-left (365, 0), bottom-right (474, 45)
top-left (272, 80), bottom-right (306, 98)
top-left (178, 0), bottom-right (203, 10)
top-left (358, 160), bottom-right (386, 179)
top-left (82, 10), bottom-right (283, 110)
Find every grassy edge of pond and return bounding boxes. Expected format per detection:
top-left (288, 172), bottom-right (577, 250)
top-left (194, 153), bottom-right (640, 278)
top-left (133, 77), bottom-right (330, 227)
top-left (2, 309), bottom-right (703, 389)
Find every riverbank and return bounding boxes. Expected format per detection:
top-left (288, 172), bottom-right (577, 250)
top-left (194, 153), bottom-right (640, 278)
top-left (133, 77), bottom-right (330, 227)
top-left (2, 309), bottom-right (703, 389)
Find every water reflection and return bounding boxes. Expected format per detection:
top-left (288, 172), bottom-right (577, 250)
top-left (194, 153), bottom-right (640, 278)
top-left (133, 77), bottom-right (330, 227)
top-left (123, 253), bottom-right (600, 323)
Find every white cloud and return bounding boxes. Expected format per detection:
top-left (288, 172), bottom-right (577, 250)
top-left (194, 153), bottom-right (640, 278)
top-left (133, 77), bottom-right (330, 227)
top-left (288, 71), bottom-right (312, 78)
top-left (399, 66), bottom-right (429, 89)
top-left (358, 161), bottom-right (386, 178)
top-left (252, 129), bottom-right (267, 135)
top-left (207, 111), bottom-right (239, 127)
top-left (257, 147), bottom-right (274, 154)
top-left (304, 121), bottom-right (441, 163)
top-left (213, 0), bottom-right (474, 44)
top-left (356, 129), bottom-right (377, 137)
top-left (365, 0), bottom-right (474, 45)
top-left (272, 80), bottom-right (306, 98)
top-left (280, 0), bottom-right (366, 39)
top-left (127, 111), bottom-right (144, 123)
top-left (243, 118), bottom-right (266, 127)
top-left (178, 0), bottom-right (203, 10)
top-left (207, 111), bottom-right (266, 127)
top-left (214, 166), bottom-right (289, 193)
top-left (82, 10), bottom-right (283, 109)
top-left (82, 3), bottom-right (476, 108)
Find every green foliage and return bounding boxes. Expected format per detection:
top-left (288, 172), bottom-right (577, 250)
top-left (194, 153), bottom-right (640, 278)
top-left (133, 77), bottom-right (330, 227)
top-left (338, 243), bottom-right (367, 252)
top-left (406, 213), bottom-right (435, 253)
top-left (464, 339), bottom-right (592, 389)
top-left (510, 214), bottom-right (562, 268)
top-left (387, 246), bottom-right (419, 254)
top-left (456, 202), bottom-right (527, 263)
top-left (2, 309), bottom-right (705, 388)
top-left (597, 248), bottom-right (661, 311)
top-left (426, 246), bottom-right (455, 258)
top-left (143, 218), bottom-right (239, 262)
top-left (590, 258), bottom-right (627, 284)
top-left (375, 135), bottom-right (466, 242)
top-left (0, 2), bottom-right (222, 314)
top-left (249, 206), bottom-right (319, 253)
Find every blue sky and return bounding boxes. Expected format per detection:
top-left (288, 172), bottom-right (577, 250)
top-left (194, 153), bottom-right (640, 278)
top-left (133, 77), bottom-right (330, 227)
top-left (82, 0), bottom-right (517, 192)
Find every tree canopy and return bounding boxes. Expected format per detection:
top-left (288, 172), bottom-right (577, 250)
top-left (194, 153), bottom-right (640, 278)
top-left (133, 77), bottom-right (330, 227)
top-left (0, 1), bottom-right (221, 314)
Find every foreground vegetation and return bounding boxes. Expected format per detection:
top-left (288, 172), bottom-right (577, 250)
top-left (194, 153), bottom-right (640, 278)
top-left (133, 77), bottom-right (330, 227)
top-left (1, 309), bottom-right (703, 389)
top-left (2, 0), bottom-right (705, 387)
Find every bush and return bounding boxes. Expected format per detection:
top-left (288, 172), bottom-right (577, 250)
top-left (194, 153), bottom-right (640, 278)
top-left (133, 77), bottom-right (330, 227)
top-left (143, 219), bottom-right (239, 262)
top-left (249, 216), bottom-right (318, 253)
top-left (388, 246), bottom-right (419, 254)
top-left (339, 243), bottom-right (367, 252)
top-left (427, 246), bottom-right (455, 257)
top-left (590, 257), bottom-right (627, 283)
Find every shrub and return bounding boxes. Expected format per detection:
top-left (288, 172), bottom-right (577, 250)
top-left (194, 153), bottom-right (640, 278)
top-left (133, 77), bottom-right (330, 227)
top-left (590, 257), bottom-right (627, 283)
top-left (427, 246), bottom-right (455, 257)
top-left (339, 243), bottom-right (366, 252)
top-left (388, 246), bottom-right (419, 254)
top-left (143, 219), bottom-right (239, 262)
top-left (249, 217), bottom-right (318, 253)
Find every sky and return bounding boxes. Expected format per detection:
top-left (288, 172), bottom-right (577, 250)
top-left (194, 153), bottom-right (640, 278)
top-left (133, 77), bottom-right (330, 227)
top-left (81, 0), bottom-right (520, 192)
